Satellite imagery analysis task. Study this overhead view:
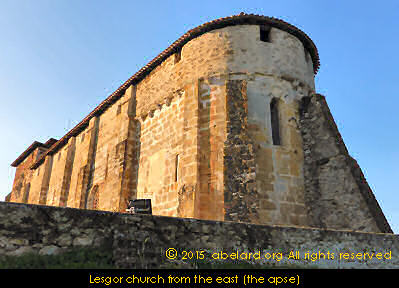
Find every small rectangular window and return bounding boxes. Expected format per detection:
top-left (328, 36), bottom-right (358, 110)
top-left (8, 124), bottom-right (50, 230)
top-left (260, 25), bottom-right (271, 42)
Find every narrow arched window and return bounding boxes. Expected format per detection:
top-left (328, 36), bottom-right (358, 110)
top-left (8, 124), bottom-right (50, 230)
top-left (270, 98), bottom-right (281, 145)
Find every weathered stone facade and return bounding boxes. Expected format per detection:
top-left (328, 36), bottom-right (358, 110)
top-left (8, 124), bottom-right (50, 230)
top-left (7, 13), bottom-right (392, 233)
top-left (0, 202), bottom-right (397, 268)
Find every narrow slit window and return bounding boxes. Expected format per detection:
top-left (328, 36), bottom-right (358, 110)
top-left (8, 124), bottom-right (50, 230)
top-left (175, 154), bottom-right (179, 182)
top-left (270, 98), bottom-right (281, 145)
top-left (174, 48), bottom-right (181, 63)
top-left (260, 25), bottom-right (271, 42)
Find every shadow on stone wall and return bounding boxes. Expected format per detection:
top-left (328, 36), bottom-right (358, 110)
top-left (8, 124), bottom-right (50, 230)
top-left (0, 201), bottom-right (397, 268)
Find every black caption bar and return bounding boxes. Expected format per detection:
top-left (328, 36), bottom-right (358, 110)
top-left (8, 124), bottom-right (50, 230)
top-left (1, 269), bottom-right (398, 287)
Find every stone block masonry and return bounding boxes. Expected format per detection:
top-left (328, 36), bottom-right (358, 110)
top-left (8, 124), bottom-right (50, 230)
top-left (7, 13), bottom-right (392, 234)
top-left (0, 202), bottom-right (397, 268)
top-left (224, 80), bottom-right (258, 223)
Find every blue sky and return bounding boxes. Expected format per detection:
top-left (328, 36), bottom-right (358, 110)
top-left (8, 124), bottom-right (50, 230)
top-left (0, 0), bottom-right (397, 233)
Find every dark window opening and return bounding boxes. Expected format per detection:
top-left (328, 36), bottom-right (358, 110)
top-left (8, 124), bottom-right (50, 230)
top-left (174, 48), bottom-right (181, 63)
top-left (260, 25), bottom-right (271, 42)
top-left (270, 98), bottom-right (281, 145)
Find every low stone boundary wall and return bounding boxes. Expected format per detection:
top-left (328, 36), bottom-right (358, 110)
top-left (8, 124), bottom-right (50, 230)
top-left (0, 201), bottom-right (397, 268)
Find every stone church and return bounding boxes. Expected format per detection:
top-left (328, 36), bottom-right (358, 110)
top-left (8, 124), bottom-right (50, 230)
top-left (7, 13), bottom-right (392, 233)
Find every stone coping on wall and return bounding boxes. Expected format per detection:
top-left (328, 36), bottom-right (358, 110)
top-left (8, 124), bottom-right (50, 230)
top-left (0, 201), bottom-right (397, 268)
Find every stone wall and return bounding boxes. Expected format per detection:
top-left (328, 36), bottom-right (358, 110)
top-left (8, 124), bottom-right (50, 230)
top-left (90, 87), bottom-right (134, 213)
top-left (136, 89), bottom-right (185, 216)
top-left (63, 117), bottom-right (98, 209)
top-left (197, 77), bottom-right (227, 221)
top-left (9, 147), bottom-right (42, 204)
top-left (299, 94), bottom-right (392, 233)
top-left (224, 80), bottom-right (258, 223)
top-left (46, 138), bottom-right (75, 207)
top-left (25, 88), bottom-right (138, 213)
top-left (246, 75), bottom-right (309, 227)
top-left (29, 154), bottom-right (53, 205)
top-left (0, 202), bottom-right (397, 268)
